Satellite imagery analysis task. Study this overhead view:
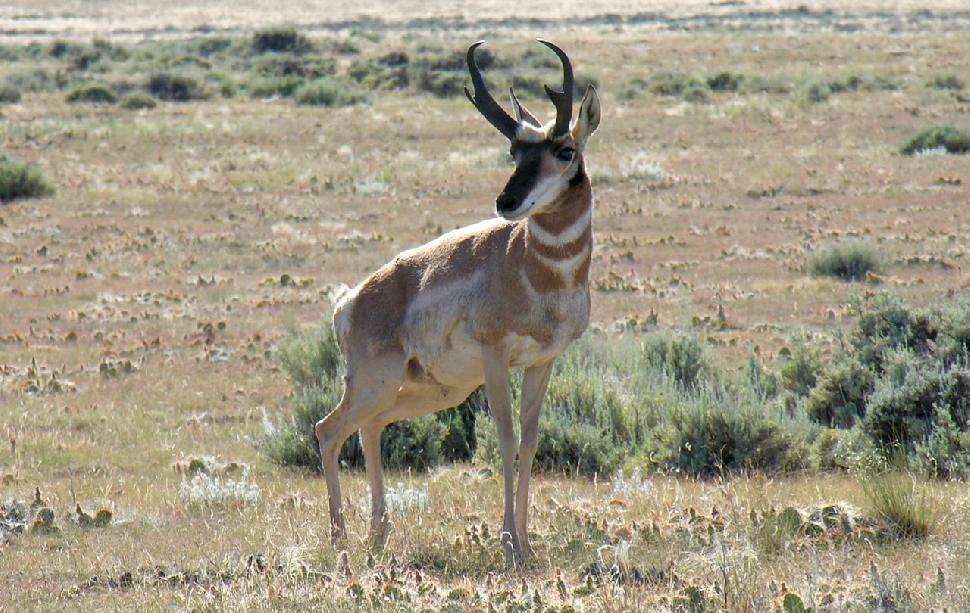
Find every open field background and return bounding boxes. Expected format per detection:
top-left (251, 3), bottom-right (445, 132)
top-left (1, 0), bottom-right (969, 610)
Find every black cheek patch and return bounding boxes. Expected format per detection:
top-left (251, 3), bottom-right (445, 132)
top-left (501, 152), bottom-right (542, 202)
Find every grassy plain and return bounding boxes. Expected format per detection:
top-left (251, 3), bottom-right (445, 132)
top-left (1, 1), bottom-right (969, 610)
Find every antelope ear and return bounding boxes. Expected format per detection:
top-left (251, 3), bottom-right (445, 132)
top-left (571, 85), bottom-right (601, 150)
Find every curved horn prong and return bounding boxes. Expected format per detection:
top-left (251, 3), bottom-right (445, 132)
top-left (464, 41), bottom-right (518, 140)
top-left (509, 87), bottom-right (541, 127)
top-left (537, 39), bottom-right (574, 138)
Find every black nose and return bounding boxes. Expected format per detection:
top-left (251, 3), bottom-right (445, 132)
top-left (496, 193), bottom-right (518, 212)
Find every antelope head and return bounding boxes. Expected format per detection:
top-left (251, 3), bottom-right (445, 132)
top-left (465, 39), bottom-right (601, 221)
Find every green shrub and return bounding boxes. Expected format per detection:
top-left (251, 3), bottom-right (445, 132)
top-left (910, 406), bottom-right (970, 479)
top-left (277, 322), bottom-right (343, 388)
top-left (348, 60), bottom-right (408, 90)
top-left (252, 27), bottom-right (311, 54)
top-left (798, 80), bottom-right (831, 105)
top-left (900, 125), bottom-right (970, 155)
top-left (927, 74), bottom-right (964, 91)
top-left (414, 69), bottom-right (465, 98)
top-left (294, 77), bottom-right (368, 106)
top-left (146, 72), bottom-right (205, 101)
top-left (780, 341), bottom-right (822, 397)
top-left (648, 71), bottom-right (707, 98)
top-left (119, 92), bottom-right (156, 110)
top-left (707, 71), bottom-right (745, 92)
top-left (862, 351), bottom-right (970, 448)
top-left (807, 240), bottom-right (881, 281)
top-left (0, 84), bottom-right (21, 103)
top-left (860, 472), bottom-right (940, 538)
top-left (743, 355), bottom-right (781, 400)
top-left (247, 76), bottom-right (304, 98)
top-left (647, 400), bottom-right (807, 477)
top-left (617, 78), bottom-right (648, 100)
top-left (682, 85), bottom-right (709, 103)
top-left (829, 74), bottom-right (897, 93)
top-left (0, 156), bottom-right (55, 203)
top-left (3, 67), bottom-right (55, 93)
top-left (252, 54), bottom-right (335, 79)
top-left (640, 333), bottom-right (710, 389)
top-left (806, 357), bottom-right (874, 427)
top-left (802, 294), bottom-right (970, 473)
top-left (811, 425), bottom-right (884, 472)
top-left (65, 82), bottom-right (117, 104)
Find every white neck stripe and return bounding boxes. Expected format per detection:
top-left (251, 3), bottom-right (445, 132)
top-left (532, 242), bottom-right (591, 281)
top-left (527, 207), bottom-right (592, 248)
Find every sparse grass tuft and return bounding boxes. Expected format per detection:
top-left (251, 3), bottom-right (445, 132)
top-left (860, 472), bottom-right (940, 539)
top-left (294, 77), bottom-right (368, 106)
top-left (901, 125), bottom-right (970, 155)
top-left (807, 240), bottom-right (882, 281)
top-left (0, 156), bottom-right (55, 203)
top-left (65, 82), bottom-right (117, 104)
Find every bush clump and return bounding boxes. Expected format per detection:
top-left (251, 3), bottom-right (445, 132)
top-left (0, 84), bottom-right (21, 103)
top-left (802, 293), bottom-right (970, 475)
top-left (65, 82), bottom-right (117, 104)
top-left (648, 400), bottom-right (806, 477)
top-left (927, 75), bottom-right (964, 91)
top-left (640, 334), bottom-right (711, 389)
top-left (146, 72), bottom-right (205, 101)
top-left (119, 92), bottom-right (156, 110)
top-left (294, 78), bottom-right (368, 106)
top-left (807, 240), bottom-right (882, 281)
top-left (0, 156), bottom-right (55, 203)
top-left (900, 125), bottom-right (970, 155)
top-left (252, 27), bottom-right (312, 54)
top-left (247, 76), bottom-right (304, 98)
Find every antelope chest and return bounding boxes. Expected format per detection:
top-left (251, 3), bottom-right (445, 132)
top-left (504, 287), bottom-right (590, 368)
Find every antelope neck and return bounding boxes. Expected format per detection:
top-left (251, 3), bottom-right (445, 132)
top-left (522, 166), bottom-right (592, 291)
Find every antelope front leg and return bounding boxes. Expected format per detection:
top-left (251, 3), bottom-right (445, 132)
top-left (514, 361), bottom-right (554, 561)
top-left (482, 345), bottom-right (519, 562)
top-left (360, 422), bottom-right (389, 546)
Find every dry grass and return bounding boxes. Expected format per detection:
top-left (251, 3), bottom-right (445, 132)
top-left (1, 1), bottom-right (969, 609)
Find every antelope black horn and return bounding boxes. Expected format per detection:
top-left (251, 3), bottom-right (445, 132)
top-left (537, 39), bottom-right (574, 138)
top-left (464, 41), bottom-right (518, 140)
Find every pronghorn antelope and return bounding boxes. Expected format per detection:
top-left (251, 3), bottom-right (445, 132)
top-left (315, 39), bottom-right (600, 561)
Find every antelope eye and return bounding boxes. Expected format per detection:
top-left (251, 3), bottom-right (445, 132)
top-left (556, 147), bottom-right (576, 161)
